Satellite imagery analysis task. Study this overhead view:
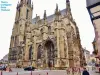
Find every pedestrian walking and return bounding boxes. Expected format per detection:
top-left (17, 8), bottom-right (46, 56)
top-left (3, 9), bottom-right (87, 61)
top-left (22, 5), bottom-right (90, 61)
top-left (82, 68), bottom-right (90, 75)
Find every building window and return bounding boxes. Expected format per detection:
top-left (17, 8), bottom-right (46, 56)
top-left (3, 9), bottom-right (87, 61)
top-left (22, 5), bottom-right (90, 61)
top-left (14, 36), bottom-right (17, 47)
top-left (29, 45), bottom-right (32, 60)
top-left (12, 37), bottom-right (14, 47)
top-left (18, 9), bottom-right (20, 19)
top-left (48, 26), bottom-right (51, 34)
top-left (26, 9), bottom-right (29, 19)
top-left (37, 45), bottom-right (42, 59)
top-left (23, 36), bottom-right (26, 44)
top-left (40, 28), bottom-right (43, 34)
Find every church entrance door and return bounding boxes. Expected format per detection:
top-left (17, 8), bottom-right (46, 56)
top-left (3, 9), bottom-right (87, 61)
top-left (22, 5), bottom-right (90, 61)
top-left (45, 40), bottom-right (55, 68)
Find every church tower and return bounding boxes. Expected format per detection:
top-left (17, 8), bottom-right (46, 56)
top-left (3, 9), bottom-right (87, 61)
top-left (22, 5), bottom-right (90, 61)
top-left (8, 0), bottom-right (33, 67)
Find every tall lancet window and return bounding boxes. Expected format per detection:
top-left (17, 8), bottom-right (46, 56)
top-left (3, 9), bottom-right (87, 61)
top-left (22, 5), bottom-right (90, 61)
top-left (26, 9), bottom-right (29, 19)
top-left (29, 45), bottom-right (32, 60)
top-left (18, 8), bottom-right (20, 19)
top-left (48, 26), bottom-right (51, 34)
top-left (37, 45), bottom-right (42, 59)
top-left (14, 36), bottom-right (17, 47)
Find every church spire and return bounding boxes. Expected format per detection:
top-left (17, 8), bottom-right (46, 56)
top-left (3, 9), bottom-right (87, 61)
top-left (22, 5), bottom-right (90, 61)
top-left (20, 0), bottom-right (26, 4)
top-left (55, 3), bottom-right (59, 15)
top-left (17, 1), bottom-right (19, 6)
top-left (17, 1), bottom-right (19, 9)
top-left (55, 3), bottom-right (61, 16)
top-left (56, 3), bottom-right (58, 12)
top-left (66, 0), bottom-right (73, 20)
top-left (19, 0), bottom-right (32, 8)
top-left (66, 0), bottom-right (70, 10)
top-left (54, 4), bottom-right (61, 21)
top-left (66, 0), bottom-right (69, 3)
top-left (32, 2), bottom-right (33, 9)
top-left (27, 0), bottom-right (31, 6)
top-left (43, 10), bottom-right (47, 20)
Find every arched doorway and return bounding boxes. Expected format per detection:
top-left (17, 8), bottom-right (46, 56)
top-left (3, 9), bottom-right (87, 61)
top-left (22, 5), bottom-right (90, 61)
top-left (44, 40), bottom-right (55, 68)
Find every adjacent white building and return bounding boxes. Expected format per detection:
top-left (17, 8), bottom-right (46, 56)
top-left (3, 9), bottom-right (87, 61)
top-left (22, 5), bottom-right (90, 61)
top-left (86, 0), bottom-right (100, 60)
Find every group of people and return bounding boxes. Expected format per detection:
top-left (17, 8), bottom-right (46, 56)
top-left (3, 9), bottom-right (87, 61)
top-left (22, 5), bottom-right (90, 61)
top-left (66, 67), bottom-right (90, 75)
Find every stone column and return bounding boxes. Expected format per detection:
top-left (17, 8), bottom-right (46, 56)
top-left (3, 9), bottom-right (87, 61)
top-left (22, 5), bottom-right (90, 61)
top-left (43, 25), bottom-right (48, 40)
top-left (24, 39), bottom-right (30, 66)
top-left (55, 22), bottom-right (60, 67)
top-left (33, 36), bottom-right (37, 67)
top-left (60, 29), bottom-right (65, 58)
top-left (64, 35), bottom-right (69, 67)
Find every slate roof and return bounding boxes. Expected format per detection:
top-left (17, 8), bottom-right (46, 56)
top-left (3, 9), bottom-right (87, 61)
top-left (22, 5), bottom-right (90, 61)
top-left (86, 0), bottom-right (100, 7)
top-left (32, 9), bottom-right (66, 24)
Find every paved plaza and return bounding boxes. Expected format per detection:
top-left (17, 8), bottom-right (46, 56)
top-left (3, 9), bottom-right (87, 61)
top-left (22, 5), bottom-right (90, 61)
top-left (1, 70), bottom-right (67, 75)
top-left (0, 67), bottom-right (100, 75)
top-left (1, 70), bottom-right (100, 75)
top-left (89, 70), bottom-right (99, 75)
top-left (88, 68), bottom-right (100, 75)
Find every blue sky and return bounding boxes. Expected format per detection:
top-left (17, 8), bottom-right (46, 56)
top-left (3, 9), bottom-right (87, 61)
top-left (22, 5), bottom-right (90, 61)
top-left (0, 0), bottom-right (95, 59)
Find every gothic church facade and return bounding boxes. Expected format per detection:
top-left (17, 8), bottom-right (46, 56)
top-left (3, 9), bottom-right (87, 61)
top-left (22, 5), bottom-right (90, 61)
top-left (9, 0), bottom-right (83, 69)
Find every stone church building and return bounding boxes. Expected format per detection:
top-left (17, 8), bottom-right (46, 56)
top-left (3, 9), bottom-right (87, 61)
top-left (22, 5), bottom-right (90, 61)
top-left (9, 0), bottom-right (83, 69)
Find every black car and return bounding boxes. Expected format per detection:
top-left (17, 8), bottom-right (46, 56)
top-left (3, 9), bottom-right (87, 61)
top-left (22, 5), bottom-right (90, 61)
top-left (24, 66), bottom-right (36, 71)
top-left (0, 66), bottom-right (6, 71)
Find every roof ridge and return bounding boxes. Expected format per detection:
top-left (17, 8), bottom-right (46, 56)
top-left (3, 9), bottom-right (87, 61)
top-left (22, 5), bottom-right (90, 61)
top-left (32, 9), bottom-right (66, 24)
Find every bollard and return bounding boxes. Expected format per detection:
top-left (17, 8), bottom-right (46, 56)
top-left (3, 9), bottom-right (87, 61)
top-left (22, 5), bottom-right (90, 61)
top-left (16, 72), bottom-right (18, 75)
top-left (0, 71), bottom-right (2, 75)
top-left (47, 72), bottom-right (48, 75)
top-left (30, 71), bottom-right (32, 75)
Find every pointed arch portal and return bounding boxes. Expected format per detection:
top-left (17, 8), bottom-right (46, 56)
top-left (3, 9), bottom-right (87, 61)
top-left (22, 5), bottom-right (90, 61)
top-left (44, 40), bottom-right (55, 67)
